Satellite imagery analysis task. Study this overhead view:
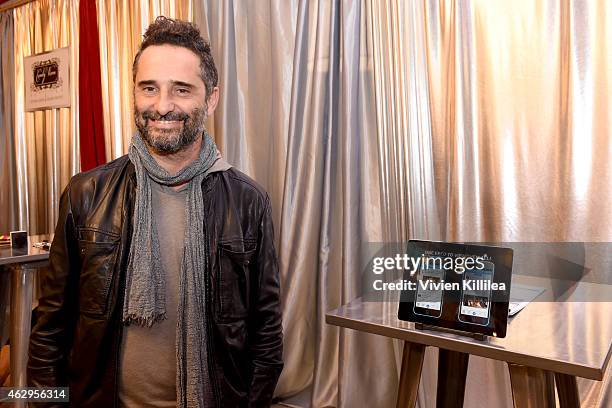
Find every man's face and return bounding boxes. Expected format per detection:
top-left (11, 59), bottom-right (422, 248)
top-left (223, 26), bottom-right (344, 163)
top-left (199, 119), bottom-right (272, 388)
top-left (133, 44), bottom-right (217, 154)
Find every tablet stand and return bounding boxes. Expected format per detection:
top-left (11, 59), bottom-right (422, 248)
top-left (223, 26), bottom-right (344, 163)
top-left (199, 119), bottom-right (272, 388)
top-left (414, 322), bottom-right (488, 341)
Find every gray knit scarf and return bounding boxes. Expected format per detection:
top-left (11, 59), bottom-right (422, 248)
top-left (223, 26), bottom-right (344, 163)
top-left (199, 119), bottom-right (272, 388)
top-left (124, 131), bottom-right (223, 407)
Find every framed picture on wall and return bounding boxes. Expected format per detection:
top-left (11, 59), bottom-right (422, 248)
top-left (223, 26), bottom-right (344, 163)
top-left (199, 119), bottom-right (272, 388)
top-left (24, 46), bottom-right (71, 111)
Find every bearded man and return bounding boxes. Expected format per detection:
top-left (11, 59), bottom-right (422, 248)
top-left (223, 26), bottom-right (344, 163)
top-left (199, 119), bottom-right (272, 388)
top-left (28, 16), bottom-right (283, 408)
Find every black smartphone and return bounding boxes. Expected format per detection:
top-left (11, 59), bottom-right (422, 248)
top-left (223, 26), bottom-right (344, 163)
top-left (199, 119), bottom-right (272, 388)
top-left (413, 267), bottom-right (445, 318)
top-left (458, 261), bottom-right (494, 326)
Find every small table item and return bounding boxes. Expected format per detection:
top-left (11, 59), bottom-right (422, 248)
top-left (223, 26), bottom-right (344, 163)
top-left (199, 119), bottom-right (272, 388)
top-left (398, 240), bottom-right (514, 338)
top-left (0, 234), bottom-right (51, 408)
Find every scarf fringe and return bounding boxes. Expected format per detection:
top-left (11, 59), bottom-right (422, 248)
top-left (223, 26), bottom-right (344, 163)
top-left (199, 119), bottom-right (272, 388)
top-left (123, 312), bottom-right (167, 328)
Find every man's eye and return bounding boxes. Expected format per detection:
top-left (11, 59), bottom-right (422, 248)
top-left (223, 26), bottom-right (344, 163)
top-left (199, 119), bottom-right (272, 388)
top-left (142, 86), bottom-right (157, 93)
top-left (176, 88), bottom-right (190, 95)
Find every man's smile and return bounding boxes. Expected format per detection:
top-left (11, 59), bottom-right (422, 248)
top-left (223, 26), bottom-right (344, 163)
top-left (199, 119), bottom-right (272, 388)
top-left (149, 119), bottom-right (183, 129)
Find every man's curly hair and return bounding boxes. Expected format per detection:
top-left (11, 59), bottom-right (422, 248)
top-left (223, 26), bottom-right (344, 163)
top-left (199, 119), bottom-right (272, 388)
top-left (132, 16), bottom-right (218, 99)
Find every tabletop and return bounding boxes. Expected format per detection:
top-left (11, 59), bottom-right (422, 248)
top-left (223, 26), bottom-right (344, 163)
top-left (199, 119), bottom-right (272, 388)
top-left (0, 235), bottom-right (51, 266)
top-left (326, 274), bottom-right (612, 380)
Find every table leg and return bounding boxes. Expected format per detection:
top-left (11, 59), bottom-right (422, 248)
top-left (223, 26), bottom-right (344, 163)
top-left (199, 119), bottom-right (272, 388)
top-left (436, 349), bottom-right (469, 408)
top-left (9, 265), bottom-right (35, 391)
top-left (554, 373), bottom-right (580, 408)
top-left (396, 341), bottom-right (426, 408)
top-left (508, 363), bottom-right (555, 408)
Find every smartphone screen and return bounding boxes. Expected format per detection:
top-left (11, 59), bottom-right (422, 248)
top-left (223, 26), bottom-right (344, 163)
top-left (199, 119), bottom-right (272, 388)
top-left (458, 262), bottom-right (494, 325)
top-left (413, 268), bottom-right (445, 318)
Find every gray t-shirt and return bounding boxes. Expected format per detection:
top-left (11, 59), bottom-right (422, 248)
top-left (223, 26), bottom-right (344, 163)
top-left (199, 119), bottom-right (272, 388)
top-left (118, 181), bottom-right (187, 407)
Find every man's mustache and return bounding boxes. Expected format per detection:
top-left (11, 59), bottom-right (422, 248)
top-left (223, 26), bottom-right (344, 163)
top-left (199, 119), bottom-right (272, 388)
top-left (140, 110), bottom-right (189, 122)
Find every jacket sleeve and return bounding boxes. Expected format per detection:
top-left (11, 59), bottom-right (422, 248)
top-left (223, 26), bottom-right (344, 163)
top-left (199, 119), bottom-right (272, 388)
top-left (28, 181), bottom-right (80, 390)
top-left (247, 194), bottom-right (284, 407)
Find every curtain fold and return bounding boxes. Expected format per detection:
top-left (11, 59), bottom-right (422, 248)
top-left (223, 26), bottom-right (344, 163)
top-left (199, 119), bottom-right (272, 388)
top-left (195, 1), bottom-right (392, 406)
top-left (0, 10), bottom-right (14, 346)
top-left (0, 11), bottom-right (18, 234)
top-left (13, 0), bottom-right (81, 234)
top-left (78, 0), bottom-right (106, 170)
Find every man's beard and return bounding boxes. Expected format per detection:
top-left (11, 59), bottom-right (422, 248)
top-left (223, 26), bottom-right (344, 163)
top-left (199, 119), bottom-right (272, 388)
top-left (134, 104), bottom-right (208, 154)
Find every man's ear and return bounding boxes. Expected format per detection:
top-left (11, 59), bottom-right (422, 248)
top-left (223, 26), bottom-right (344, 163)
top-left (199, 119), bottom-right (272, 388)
top-left (206, 87), bottom-right (220, 116)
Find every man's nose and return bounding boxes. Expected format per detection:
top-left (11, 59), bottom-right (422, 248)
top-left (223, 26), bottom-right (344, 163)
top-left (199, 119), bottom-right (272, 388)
top-left (154, 92), bottom-right (175, 116)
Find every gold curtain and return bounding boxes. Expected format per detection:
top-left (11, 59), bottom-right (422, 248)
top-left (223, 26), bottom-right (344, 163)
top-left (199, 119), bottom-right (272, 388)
top-left (96, 0), bottom-right (195, 160)
top-left (12, 0), bottom-right (81, 235)
top-left (370, 0), bottom-right (612, 406)
top-left (194, 1), bottom-right (391, 406)
top-left (0, 11), bottom-right (18, 234)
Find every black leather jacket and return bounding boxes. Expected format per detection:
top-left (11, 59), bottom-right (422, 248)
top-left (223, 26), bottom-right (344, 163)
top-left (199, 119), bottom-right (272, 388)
top-left (28, 156), bottom-right (283, 407)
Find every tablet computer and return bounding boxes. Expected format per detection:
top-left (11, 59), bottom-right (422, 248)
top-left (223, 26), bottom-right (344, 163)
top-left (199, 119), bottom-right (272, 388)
top-left (398, 240), bottom-right (513, 338)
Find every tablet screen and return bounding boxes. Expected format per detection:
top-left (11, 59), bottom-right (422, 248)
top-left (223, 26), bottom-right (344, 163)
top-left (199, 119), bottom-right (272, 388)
top-left (398, 240), bottom-right (513, 338)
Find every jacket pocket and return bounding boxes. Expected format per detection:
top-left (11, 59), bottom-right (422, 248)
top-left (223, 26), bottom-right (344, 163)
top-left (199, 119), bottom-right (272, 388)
top-left (216, 240), bottom-right (256, 321)
top-left (77, 228), bottom-right (119, 317)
